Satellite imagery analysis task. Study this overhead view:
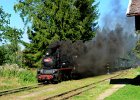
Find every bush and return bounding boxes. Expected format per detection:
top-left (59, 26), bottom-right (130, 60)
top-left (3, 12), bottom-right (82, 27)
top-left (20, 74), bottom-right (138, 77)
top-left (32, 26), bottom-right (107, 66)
top-left (0, 64), bottom-right (37, 84)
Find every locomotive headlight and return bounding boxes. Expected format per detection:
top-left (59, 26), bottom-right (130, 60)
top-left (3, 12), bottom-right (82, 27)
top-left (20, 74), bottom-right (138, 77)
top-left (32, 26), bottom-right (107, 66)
top-left (62, 62), bottom-right (66, 65)
top-left (62, 62), bottom-right (66, 67)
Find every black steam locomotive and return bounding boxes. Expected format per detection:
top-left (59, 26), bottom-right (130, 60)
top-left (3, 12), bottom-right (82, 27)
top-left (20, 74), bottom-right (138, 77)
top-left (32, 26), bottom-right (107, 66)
top-left (37, 47), bottom-right (77, 83)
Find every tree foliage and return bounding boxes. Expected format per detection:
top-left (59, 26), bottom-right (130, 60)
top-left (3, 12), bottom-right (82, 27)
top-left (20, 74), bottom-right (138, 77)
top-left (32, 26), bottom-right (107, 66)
top-left (0, 6), bottom-right (11, 43)
top-left (134, 31), bottom-right (140, 58)
top-left (0, 28), bottom-right (23, 66)
top-left (135, 40), bottom-right (140, 59)
top-left (0, 45), bottom-right (6, 65)
top-left (0, 6), bottom-right (23, 66)
top-left (14, 0), bottom-right (98, 67)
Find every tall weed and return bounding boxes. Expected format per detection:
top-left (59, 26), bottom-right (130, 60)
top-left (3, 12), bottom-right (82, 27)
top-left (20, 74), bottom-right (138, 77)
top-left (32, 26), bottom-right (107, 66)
top-left (0, 64), bottom-right (37, 84)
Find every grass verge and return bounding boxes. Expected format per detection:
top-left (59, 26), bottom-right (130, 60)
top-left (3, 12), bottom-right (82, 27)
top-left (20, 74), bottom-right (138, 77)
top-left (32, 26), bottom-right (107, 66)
top-left (105, 85), bottom-right (140, 100)
top-left (2, 70), bottom-right (124, 100)
top-left (71, 81), bottom-right (112, 100)
top-left (0, 64), bottom-right (37, 91)
top-left (1, 68), bottom-right (139, 100)
top-left (71, 68), bottom-right (139, 100)
top-left (105, 67), bottom-right (140, 100)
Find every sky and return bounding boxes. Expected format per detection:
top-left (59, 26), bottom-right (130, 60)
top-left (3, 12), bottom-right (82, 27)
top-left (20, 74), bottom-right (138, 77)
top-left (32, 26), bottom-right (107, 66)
top-left (0, 0), bottom-right (130, 42)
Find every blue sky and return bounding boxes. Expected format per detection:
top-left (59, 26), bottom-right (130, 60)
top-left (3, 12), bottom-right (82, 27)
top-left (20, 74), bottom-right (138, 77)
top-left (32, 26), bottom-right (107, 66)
top-left (0, 0), bottom-right (24, 29)
top-left (0, 0), bottom-right (130, 42)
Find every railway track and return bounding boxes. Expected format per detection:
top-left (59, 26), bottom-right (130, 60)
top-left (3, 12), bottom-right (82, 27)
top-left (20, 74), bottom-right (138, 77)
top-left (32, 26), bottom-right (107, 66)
top-left (44, 71), bottom-right (128, 100)
top-left (0, 83), bottom-right (43, 96)
top-left (0, 70), bottom-right (128, 98)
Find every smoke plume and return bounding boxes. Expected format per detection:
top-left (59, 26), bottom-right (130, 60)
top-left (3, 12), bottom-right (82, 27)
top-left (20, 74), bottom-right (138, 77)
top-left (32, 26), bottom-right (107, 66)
top-left (48, 0), bottom-right (137, 77)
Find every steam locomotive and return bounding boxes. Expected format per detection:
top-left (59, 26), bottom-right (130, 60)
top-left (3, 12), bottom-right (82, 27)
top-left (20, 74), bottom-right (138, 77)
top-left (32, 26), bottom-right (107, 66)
top-left (37, 46), bottom-right (78, 83)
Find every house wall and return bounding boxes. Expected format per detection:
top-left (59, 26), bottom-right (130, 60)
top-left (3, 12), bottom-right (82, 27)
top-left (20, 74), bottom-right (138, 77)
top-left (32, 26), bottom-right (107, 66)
top-left (135, 16), bottom-right (140, 31)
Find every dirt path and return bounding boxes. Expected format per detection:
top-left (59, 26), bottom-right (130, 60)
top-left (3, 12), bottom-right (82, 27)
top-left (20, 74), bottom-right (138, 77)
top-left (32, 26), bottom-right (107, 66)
top-left (17, 88), bottom-right (55, 99)
top-left (96, 84), bottom-right (125, 100)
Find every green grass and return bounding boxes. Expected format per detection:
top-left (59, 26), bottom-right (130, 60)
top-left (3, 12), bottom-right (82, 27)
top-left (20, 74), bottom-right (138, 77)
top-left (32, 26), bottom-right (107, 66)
top-left (1, 68), bottom-right (138, 100)
top-left (15, 71), bottom-right (123, 100)
top-left (0, 64), bottom-right (37, 90)
top-left (0, 77), bottom-right (21, 90)
top-left (72, 81), bottom-right (113, 100)
top-left (71, 68), bottom-right (140, 100)
top-left (105, 67), bottom-right (140, 100)
top-left (105, 85), bottom-right (140, 100)
top-left (1, 67), bottom-right (140, 100)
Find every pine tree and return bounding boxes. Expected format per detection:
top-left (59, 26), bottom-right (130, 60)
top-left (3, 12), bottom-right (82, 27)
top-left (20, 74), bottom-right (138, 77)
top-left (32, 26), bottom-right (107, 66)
top-left (14, 0), bottom-right (98, 67)
top-left (74, 0), bottom-right (98, 41)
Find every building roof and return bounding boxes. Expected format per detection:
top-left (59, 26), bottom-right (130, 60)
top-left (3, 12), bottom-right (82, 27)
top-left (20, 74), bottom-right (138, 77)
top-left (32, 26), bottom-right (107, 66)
top-left (127, 0), bottom-right (140, 16)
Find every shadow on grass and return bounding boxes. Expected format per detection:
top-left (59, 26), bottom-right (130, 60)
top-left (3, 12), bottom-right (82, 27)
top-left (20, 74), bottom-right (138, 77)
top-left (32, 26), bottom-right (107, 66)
top-left (110, 75), bottom-right (140, 85)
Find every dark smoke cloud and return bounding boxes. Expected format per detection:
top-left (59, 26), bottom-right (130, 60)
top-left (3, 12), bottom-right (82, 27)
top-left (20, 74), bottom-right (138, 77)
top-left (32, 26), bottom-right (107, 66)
top-left (76, 0), bottom-right (137, 75)
top-left (48, 24), bottom-right (136, 76)
top-left (78, 25), bottom-right (136, 75)
top-left (48, 0), bottom-right (137, 77)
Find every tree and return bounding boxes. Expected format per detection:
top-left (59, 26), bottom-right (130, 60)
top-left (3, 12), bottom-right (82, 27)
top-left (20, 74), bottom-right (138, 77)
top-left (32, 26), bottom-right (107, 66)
top-left (0, 45), bottom-right (6, 65)
top-left (0, 27), bottom-right (23, 65)
top-left (14, 0), bottom-right (98, 67)
top-left (0, 6), bottom-right (10, 43)
top-left (74, 0), bottom-right (98, 41)
top-left (4, 27), bottom-right (23, 52)
top-left (134, 31), bottom-right (140, 58)
top-left (0, 6), bottom-right (23, 66)
top-left (0, 6), bottom-right (10, 65)
top-left (3, 27), bottom-right (23, 65)
top-left (135, 39), bottom-right (140, 58)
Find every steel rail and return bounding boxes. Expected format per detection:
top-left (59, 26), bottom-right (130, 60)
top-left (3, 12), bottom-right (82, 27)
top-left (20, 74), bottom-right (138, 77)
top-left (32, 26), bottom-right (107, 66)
top-left (0, 83), bottom-right (43, 96)
top-left (44, 71), bottom-right (127, 100)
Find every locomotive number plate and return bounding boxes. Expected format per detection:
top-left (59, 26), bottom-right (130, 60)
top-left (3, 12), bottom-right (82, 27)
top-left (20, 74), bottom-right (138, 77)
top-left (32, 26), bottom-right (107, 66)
top-left (44, 58), bottom-right (52, 62)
